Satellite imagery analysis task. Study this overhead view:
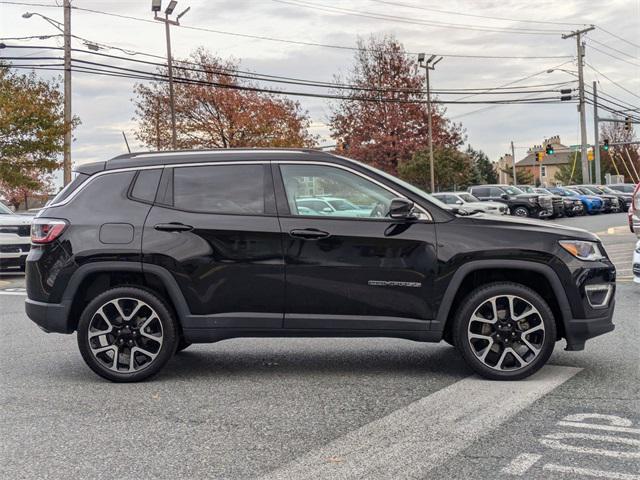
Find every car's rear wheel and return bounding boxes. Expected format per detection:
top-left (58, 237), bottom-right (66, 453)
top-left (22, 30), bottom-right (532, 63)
top-left (453, 282), bottom-right (556, 380)
top-left (512, 206), bottom-right (530, 217)
top-left (77, 287), bottom-right (178, 382)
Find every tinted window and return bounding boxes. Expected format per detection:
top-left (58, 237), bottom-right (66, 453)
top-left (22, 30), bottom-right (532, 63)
top-left (173, 164), bottom-right (265, 214)
top-left (130, 169), bottom-right (162, 203)
top-left (489, 187), bottom-right (505, 197)
top-left (472, 187), bottom-right (489, 197)
top-left (50, 172), bottom-right (89, 204)
top-left (280, 164), bottom-right (396, 218)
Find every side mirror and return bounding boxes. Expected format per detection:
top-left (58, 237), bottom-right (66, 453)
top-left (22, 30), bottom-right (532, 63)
top-left (388, 198), bottom-right (416, 220)
top-left (501, 194), bottom-right (509, 200)
top-left (455, 200), bottom-right (463, 205)
top-left (322, 207), bottom-right (333, 213)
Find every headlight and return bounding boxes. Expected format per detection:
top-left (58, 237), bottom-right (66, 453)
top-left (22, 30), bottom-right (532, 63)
top-left (559, 240), bottom-right (605, 261)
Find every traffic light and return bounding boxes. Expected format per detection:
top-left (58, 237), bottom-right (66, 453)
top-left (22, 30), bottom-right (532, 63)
top-left (625, 117), bottom-right (632, 131)
top-left (545, 144), bottom-right (554, 155)
top-left (535, 151), bottom-right (543, 162)
top-left (587, 148), bottom-right (594, 161)
top-left (603, 139), bottom-right (609, 151)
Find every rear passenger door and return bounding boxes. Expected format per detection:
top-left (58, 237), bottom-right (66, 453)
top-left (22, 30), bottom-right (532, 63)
top-left (142, 162), bottom-right (285, 330)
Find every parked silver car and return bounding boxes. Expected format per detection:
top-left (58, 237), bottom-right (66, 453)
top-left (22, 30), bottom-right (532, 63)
top-left (0, 202), bottom-right (33, 270)
top-left (432, 192), bottom-right (509, 215)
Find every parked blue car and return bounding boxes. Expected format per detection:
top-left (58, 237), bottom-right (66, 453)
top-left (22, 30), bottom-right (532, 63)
top-left (549, 187), bottom-right (603, 214)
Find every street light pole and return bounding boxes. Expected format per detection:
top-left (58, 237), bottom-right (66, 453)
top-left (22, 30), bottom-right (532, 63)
top-left (592, 81), bottom-right (601, 184)
top-left (63, 0), bottom-right (71, 185)
top-left (511, 140), bottom-right (517, 186)
top-left (418, 54), bottom-right (443, 193)
top-left (562, 26), bottom-right (595, 184)
top-left (152, 0), bottom-right (190, 150)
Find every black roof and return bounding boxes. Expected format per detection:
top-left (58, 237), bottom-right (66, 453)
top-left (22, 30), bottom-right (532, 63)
top-left (76, 148), bottom-right (332, 175)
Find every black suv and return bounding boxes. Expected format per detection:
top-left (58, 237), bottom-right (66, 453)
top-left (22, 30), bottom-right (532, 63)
top-left (25, 150), bottom-right (616, 382)
top-left (468, 184), bottom-right (553, 218)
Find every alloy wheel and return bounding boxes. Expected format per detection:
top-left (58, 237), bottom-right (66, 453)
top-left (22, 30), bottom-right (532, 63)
top-left (87, 297), bottom-right (164, 373)
top-left (467, 295), bottom-right (545, 371)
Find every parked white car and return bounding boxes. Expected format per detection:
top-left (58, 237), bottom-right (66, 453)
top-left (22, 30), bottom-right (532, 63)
top-left (0, 202), bottom-right (33, 271)
top-left (432, 192), bottom-right (509, 215)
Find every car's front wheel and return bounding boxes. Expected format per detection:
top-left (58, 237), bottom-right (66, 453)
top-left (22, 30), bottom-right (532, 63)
top-left (77, 287), bottom-right (178, 382)
top-left (512, 206), bottom-right (530, 217)
top-left (453, 282), bottom-right (556, 380)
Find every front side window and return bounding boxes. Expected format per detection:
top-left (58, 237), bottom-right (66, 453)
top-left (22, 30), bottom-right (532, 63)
top-left (459, 193), bottom-right (478, 203)
top-left (173, 164), bottom-right (265, 214)
top-left (280, 164), bottom-right (397, 218)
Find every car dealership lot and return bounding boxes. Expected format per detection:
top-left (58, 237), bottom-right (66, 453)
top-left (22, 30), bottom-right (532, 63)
top-left (1, 213), bottom-right (638, 479)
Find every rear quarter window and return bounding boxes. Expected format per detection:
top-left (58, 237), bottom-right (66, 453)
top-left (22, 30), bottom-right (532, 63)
top-left (49, 172), bottom-right (90, 204)
top-left (129, 169), bottom-right (162, 203)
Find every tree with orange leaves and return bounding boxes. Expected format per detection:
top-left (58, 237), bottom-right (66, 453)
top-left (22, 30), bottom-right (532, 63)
top-left (132, 48), bottom-right (316, 150)
top-left (330, 35), bottom-right (464, 175)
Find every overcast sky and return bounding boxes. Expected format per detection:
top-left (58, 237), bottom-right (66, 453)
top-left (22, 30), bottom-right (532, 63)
top-left (1, 0), bottom-right (638, 187)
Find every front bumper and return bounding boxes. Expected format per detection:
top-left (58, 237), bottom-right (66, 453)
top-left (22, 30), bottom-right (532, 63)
top-left (564, 300), bottom-right (615, 351)
top-left (25, 298), bottom-right (73, 334)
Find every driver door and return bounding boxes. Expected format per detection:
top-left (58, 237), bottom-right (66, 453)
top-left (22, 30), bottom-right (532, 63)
top-left (274, 162), bottom-right (438, 331)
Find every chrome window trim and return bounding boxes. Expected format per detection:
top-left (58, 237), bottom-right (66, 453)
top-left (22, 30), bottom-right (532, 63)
top-left (132, 150), bottom-right (308, 158)
top-left (45, 159), bottom-right (433, 221)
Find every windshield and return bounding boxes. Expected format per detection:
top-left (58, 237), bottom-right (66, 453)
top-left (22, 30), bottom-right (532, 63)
top-left (535, 188), bottom-right (552, 194)
top-left (459, 193), bottom-right (478, 202)
top-left (0, 202), bottom-right (13, 215)
top-left (600, 186), bottom-right (619, 194)
top-left (328, 199), bottom-right (359, 211)
top-left (502, 186), bottom-right (523, 195)
top-left (519, 186), bottom-right (534, 193)
top-left (584, 186), bottom-right (604, 194)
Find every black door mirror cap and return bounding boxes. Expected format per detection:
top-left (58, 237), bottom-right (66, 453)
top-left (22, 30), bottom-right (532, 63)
top-left (388, 198), bottom-right (417, 220)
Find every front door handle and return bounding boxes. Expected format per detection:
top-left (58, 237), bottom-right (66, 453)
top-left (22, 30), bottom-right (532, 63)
top-left (154, 223), bottom-right (194, 232)
top-left (289, 228), bottom-right (330, 240)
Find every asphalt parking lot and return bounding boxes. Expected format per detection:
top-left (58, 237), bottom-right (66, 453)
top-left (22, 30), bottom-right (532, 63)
top-left (1, 213), bottom-right (638, 480)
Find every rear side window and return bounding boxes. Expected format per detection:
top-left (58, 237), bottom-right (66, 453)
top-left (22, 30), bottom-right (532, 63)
top-left (130, 169), bottom-right (162, 203)
top-left (50, 172), bottom-right (89, 204)
top-left (472, 187), bottom-right (489, 197)
top-left (489, 188), bottom-right (505, 196)
top-left (173, 164), bottom-right (265, 214)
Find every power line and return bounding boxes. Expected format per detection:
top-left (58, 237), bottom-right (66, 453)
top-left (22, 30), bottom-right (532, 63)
top-left (586, 43), bottom-right (640, 68)
top-left (596, 26), bottom-right (640, 50)
top-left (589, 38), bottom-right (639, 59)
top-left (271, 0), bottom-right (565, 35)
top-left (4, 2), bottom-right (574, 59)
top-left (367, 0), bottom-right (587, 26)
top-left (586, 62), bottom-right (640, 101)
top-left (2, 44), bottom-right (578, 96)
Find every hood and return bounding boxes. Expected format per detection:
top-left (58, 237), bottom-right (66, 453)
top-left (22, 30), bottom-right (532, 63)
top-left (455, 212), bottom-right (597, 241)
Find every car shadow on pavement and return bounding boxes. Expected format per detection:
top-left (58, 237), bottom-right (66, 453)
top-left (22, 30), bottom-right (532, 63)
top-left (157, 341), bottom-right (471, 381)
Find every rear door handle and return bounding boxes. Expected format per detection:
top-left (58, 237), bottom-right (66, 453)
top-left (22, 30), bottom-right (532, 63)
top-left (289, 228), bottom-right (330, 240)
top-left (154, 223), bottom-right (194, 232)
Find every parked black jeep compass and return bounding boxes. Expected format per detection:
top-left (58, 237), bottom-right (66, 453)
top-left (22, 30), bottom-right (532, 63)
top-left (25, 149), bottom-right (616, 382)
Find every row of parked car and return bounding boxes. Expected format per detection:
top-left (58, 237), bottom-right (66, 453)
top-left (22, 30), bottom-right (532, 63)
top-left (434, 183), bottom-right (636, 219)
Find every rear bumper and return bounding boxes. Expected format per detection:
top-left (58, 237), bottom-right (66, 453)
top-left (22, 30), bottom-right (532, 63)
top-left (25, 298), bottom-right (73, 334)
top-left (563, 299), bottom-right (615, 351)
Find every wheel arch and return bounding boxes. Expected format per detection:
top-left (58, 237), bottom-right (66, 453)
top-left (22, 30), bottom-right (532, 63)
top-left (435, 260), bottom-right (572, 344)
top-left (63, 262), bottom-right (190, 332)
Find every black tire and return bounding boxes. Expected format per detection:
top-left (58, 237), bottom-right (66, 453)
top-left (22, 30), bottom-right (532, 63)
top-left (176, 337), bottom-right (192, 353)
top-left (452, 282), bottom-right (556, 381)
top-left (77, 286), bottom-right (178, 382)
top-left (512, 206), bottom-right (530, 217)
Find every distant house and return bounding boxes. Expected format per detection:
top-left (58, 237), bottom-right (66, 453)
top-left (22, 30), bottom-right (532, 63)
top-left (515, 135), bottom-right (576, 186)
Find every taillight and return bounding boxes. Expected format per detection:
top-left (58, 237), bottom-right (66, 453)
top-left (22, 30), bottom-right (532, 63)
top-left (31, 219), bottom-right (68, 244)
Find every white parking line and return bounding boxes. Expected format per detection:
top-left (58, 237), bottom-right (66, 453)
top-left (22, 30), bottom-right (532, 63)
top-left (557, 421), bottom-right (640, 435)
top-left (260, 365), bottom-right (581, 480)
top-left (501, 453), bottom-right (542, 475)
top-left (543, 464), bottom-right (640, 480)
top-left (0, 291), bottom-right (27, 296)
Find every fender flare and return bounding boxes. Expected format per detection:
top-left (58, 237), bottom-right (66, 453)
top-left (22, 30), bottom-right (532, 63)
top-left (60, 261), bottom-right (191, 320)
top-left (432, 259), bottom-right (572, 336)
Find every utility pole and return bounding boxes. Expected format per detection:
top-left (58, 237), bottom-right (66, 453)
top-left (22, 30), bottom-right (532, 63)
top-left (418, 53), bottom-right (443, 193)
top-left (592, 81), bottom-right (601, 184)
top-left (63, 0), bottom-right (72, 185)
top-left (562, 26), bottom-right (595, 184)
top-left (511, 141), bottom-right (517, 186)
top-left (152, 0), bottom-right (190, 150)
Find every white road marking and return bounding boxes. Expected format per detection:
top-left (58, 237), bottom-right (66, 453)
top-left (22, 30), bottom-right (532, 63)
top-left (543, 464), bottom-right (640, 480)
top-left (0, 291), bottom-right (27, 296)
top-left (540, 432), bottom-right (640, 459)
top-left (501, 453), bottom-right (542, 475)
top-left (563, 413), bottom-right (634, 426)
top-left (260, 365), bottom-right (581, 480)
top-left (557, 422), bottom-right (640, 435)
